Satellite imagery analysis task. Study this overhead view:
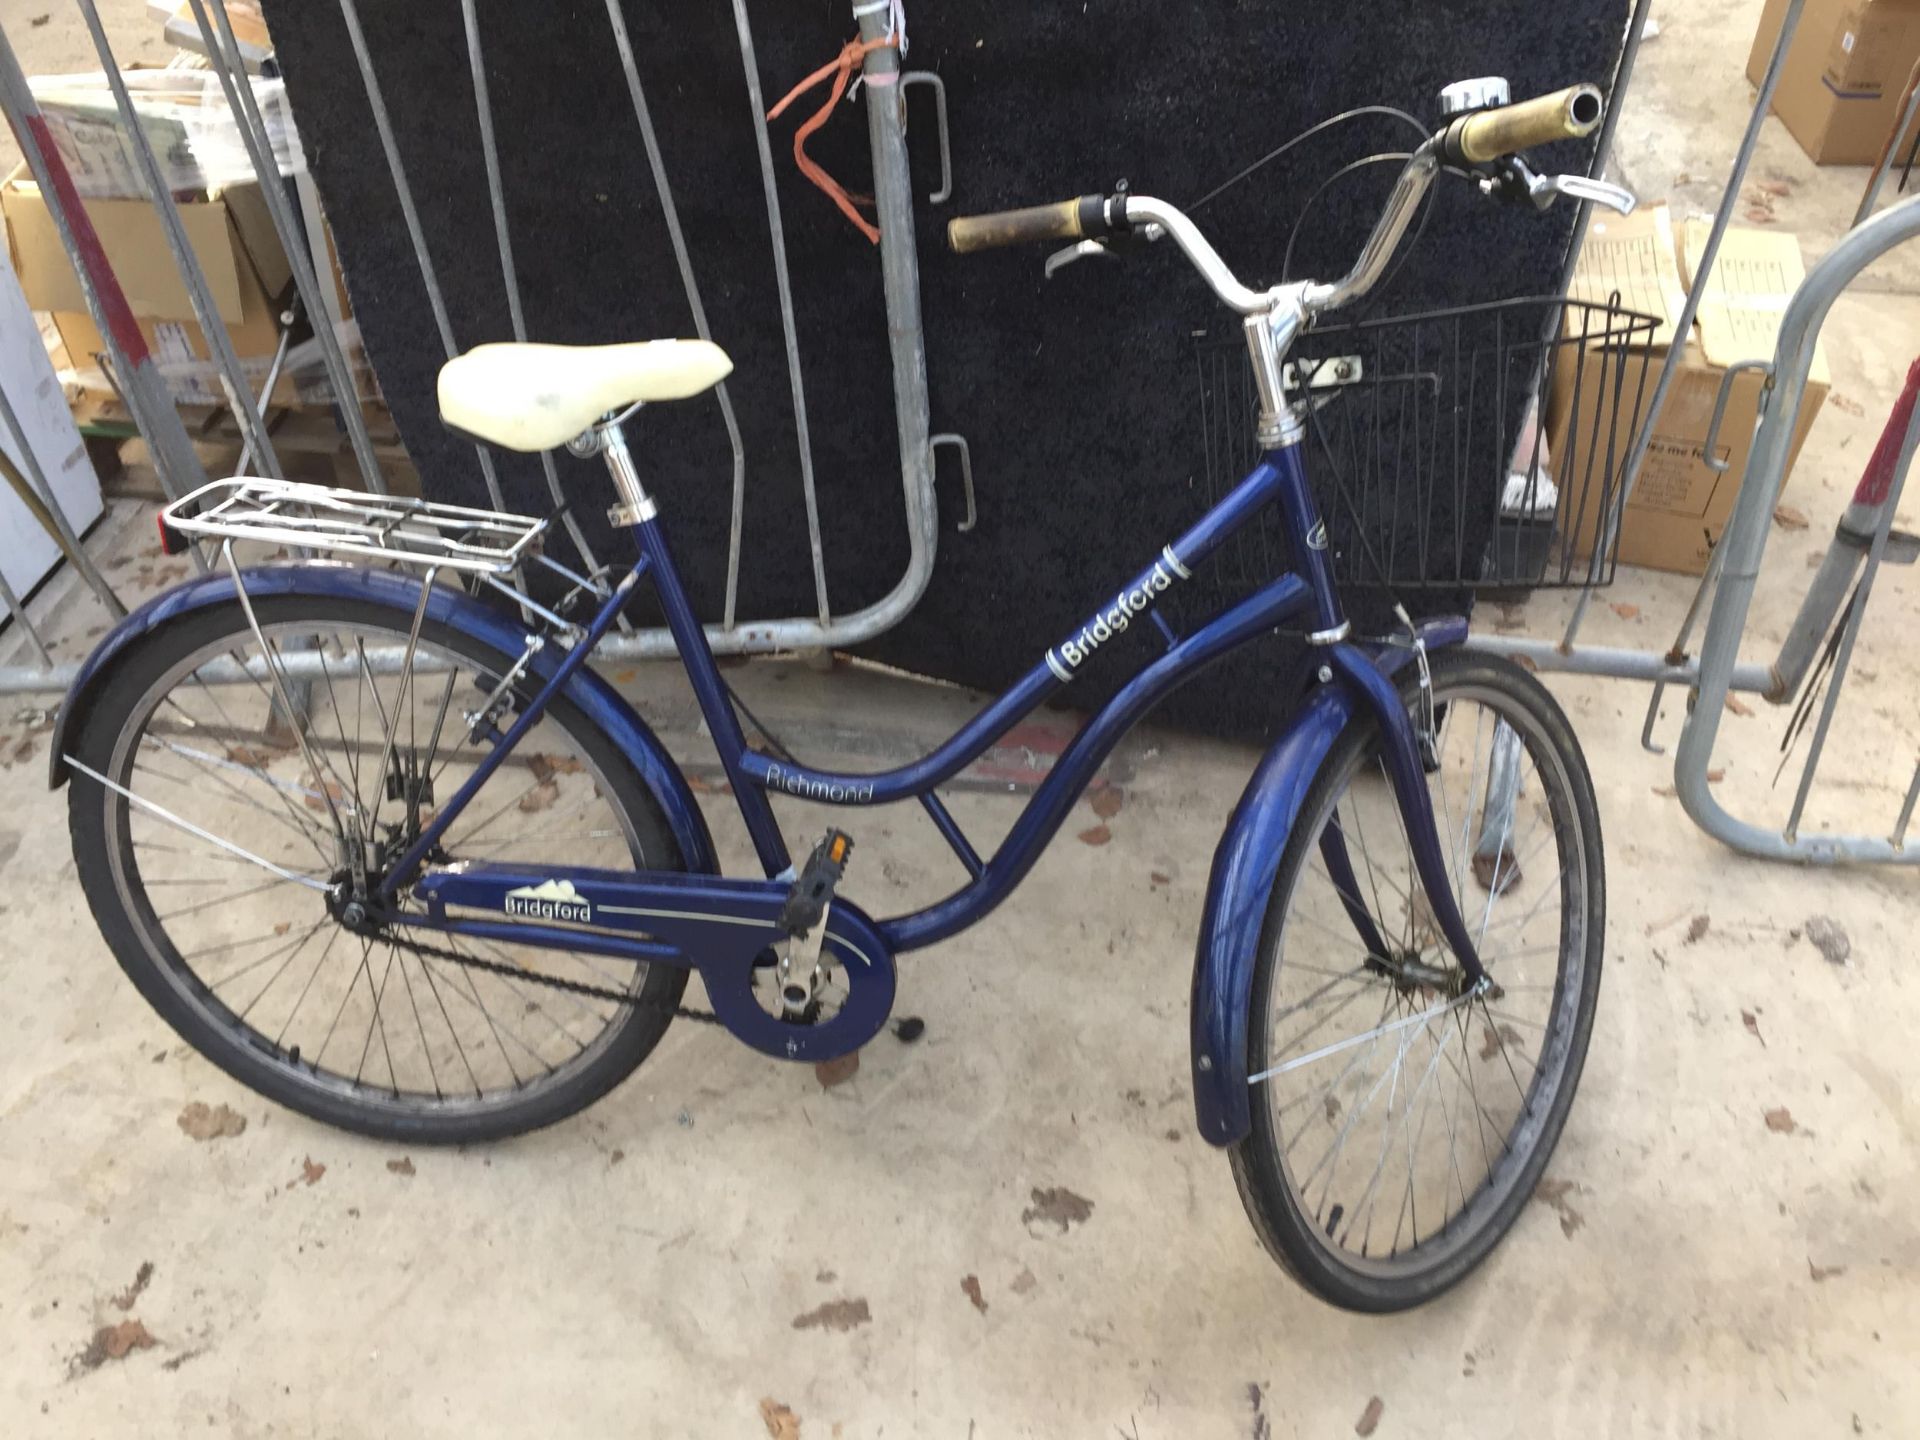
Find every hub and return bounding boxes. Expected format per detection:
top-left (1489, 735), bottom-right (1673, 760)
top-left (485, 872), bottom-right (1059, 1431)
top-left (325, 872), bottom-right (386, 936)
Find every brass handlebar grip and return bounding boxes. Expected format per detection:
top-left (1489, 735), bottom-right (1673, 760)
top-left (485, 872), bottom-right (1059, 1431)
top-left (946, 196), bottom-right (1108, 254)
top-left (1447, 84), bottom-right (1605, 165)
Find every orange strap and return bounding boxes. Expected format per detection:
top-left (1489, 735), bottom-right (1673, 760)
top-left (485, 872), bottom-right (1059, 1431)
top-left (766, 35), bottom-right (897, 245)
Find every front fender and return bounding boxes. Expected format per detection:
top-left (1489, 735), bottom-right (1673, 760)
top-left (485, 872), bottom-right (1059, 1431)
top-left (49, 564), bottom-right (718, 875)
top-left (1189, 616), bottom-right (1466, 1146)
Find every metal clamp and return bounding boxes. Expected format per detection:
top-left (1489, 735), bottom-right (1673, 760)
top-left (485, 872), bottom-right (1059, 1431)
top-left (898, 72), bottom-right (951, 204)
top-left (1703, 358), bottom-right (1774, 475)
top-left (929, 433), bottom-right (977, 532)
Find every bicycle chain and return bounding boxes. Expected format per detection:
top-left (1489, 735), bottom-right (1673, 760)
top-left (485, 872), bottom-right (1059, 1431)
top-left (377, 927), bottom-right (725, 1026)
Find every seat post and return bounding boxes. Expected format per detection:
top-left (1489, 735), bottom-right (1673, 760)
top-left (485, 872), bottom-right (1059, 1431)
top-left (600, 422), bottom-right (655, 527)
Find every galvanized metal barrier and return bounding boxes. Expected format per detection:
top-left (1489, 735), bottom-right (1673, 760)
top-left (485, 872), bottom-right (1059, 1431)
top-left (0, 0), bottom-right (954, 691)
top-left (1469, 0), bottom-right (1920, 865)
top-left (5, 0), bottom-right (1917, 867)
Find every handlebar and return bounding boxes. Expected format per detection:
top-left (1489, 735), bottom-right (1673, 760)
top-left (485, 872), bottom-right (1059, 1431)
top-left (1440, 84), bottom-right (1603, 166)
top-left (943, 81), bottom-right (1607, 324)
top-left (947, 196), bottom-right (1119, 254)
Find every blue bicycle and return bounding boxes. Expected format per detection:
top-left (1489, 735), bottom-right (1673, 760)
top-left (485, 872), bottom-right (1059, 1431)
top-left (56, 83), bottom-right (1613, 1310)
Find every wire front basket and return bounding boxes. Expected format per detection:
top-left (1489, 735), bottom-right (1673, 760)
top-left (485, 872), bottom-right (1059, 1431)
top-left (1193, 295), bottom-right (1659, 596)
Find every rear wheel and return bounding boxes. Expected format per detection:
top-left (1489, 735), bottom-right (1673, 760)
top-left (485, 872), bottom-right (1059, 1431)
top-left (67, 592), bottom-right (693, 1143)
top-left (1229, 651), bottom-right (1604, 1310)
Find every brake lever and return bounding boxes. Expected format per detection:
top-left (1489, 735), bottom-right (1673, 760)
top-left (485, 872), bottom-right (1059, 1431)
top-left (1044, 238), bottom-right (1121, 280)
top-left (1479, 155), bottom-right (1636, 216)
top-left (1530, 171), bottom-right (1637, 215)
top-left (1042, 221), bottom-right (1166, 280)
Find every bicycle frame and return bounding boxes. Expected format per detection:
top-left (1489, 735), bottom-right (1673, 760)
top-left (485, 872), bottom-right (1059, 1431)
top-left (373, 434), bottom-right (1484, 989)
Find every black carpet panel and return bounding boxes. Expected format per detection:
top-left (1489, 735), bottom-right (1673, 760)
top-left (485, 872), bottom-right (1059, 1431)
top-left (266, 1), bottom-right (1628, 740)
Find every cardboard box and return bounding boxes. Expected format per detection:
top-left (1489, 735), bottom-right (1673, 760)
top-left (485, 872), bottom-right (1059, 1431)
top-left (0, 165), bottom-right (308, 406)
top-left (1550, 205), bottom-right (1829, 575)
top-left (1749, 0), bottom-right (1920, 165)
top-left (1, 224), bottom-right (103, 599)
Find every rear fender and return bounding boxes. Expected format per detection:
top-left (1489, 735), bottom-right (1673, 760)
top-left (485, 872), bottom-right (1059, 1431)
top-left (1189, 617), bottom-right (1467, 1145)
top-left (48, 564), bottom-right (718, 875)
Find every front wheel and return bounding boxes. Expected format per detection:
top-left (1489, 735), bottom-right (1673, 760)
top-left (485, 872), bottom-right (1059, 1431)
top-left (1229, 650), bottom-right (1605, 1311)
top-left (67, 590), bottom-right (694, 1144)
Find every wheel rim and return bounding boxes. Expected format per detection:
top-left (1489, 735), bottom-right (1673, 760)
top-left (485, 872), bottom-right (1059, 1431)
top-left (1257, 679), bottom-right (1593, 1280)
top-left (100, 613), bottom-right (661, 1118)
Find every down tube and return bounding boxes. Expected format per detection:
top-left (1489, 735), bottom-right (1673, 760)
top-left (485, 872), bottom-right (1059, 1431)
top-left (878, 573), bottom-right (1312, 952)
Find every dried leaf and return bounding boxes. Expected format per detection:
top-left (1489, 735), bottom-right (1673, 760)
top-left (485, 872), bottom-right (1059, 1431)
top-left (1707, 768), bottom-right (1726, 783)
top-left (1772, 503), bottom-right (1810, 531)
top-left (517, 779), bottom-right (560, 813)
top-left (1652, 784), bottom-right (1677, 798)
top-left (111, 1261), bottom-right (154, 1312)
top-left (1757, 178), bottom-right (1792, 197)
top-left (1149, 871), bottom-right (1171, 885)
top-left (73, 1319), bottom-right (156, 1373)
top-left (297, 1156), bottom-right (326, 1187)
top-left (960, 1274), bottom-right (988, 1313)
top-left (1356, 1396), bottom-right (1385, 1436)
top-left (1725, 694), bottom-right (1754, 717)
top-left (791, 1298), bottom-right (871, 1332)
top-left (1684, 914), bottom-right (1710, 944)
top-left (1741, 1009), bottom-right (1765, 1046)
top-left (300, 776), bottom-right (346, 813)
top-left (1009, 1267), bottom-right (1037, 1295)
top-left (759, 1398), bottom-right (801, 1440)
top-left (1478, 1022), bottom-right (1524, 1061)
top-left (1765, 1106), bottom-right (1797, 1134)
top-left (1610, 602), bottom-right (1640, 620)
top-left (386, 1157), bottom-right (415, 1177)
top-left (1471, 847), bottom-right (1521, 894)
top-left (525, 753), bottom-right (583, 783)
top-left (1076, 824), bottom-right (1112, 847)
top-left (1089, 786), bottom-right (1124, 819)
top-left (1021, 1186), bottom-right (1094, 1233)
top-left (1808, 1258), bottom-right (1845, 1282)
top-left (224, 744), bottom-right (282, 768)
top-left (1743, 205), bottom-right (1775, 223)
top-left (272, 921), bottom-right (291, 936)
top-left (1828, 391), bottom-right (1867, 417)
top-left (1806, 915), bottom-right (1851, 965)
top-left (176, 1101), bottom-right (247, 1141)
top-left (814, 1053), bottom-right (859, 1089)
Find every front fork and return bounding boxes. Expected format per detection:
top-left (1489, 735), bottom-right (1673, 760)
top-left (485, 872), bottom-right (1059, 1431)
top-left (1318, 641), bottom-right (1487, 991)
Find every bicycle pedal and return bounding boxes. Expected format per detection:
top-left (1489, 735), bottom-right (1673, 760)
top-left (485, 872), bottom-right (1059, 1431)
top-left (778, 829), bottom-right (854, 939)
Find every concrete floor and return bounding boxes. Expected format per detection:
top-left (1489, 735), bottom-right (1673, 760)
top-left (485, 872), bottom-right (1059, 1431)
top-left (3, 0), bottom-right (1920, 1435)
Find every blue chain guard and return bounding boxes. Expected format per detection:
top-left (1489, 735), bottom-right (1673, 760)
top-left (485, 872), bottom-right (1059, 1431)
top-left (410, 864), bottom-right (897, 1061)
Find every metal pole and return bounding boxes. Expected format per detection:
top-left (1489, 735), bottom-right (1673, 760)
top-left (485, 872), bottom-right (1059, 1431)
top-left (1854, 61), bottom-right (1920, 227)
top-left (458, 0), bottom-right (621, 611)
top-left (1672, 194), bottom-right (1920, 863)
top-left (604, 0), bottom-right (751, 630)
top-left (0, 564), bottom-right (52, 668)
top-left (186, 0), bottom-right (388, 495)
top-left (73, 0), bottom-right (284, 483)
top-left (730, 0), bottom-right (832, 626)
top-left (332, 0), bottom-right (511, 515)
top-left (0, 19), bottom-right (208, 503)
top-left (1780, 376), bottom-right (1920, 840)
top-left (852, 1), bottom-right (939, 616)
top-left (1562, 0), bottom-right (1809, 646)
top-left (1549, 0), bottom-right (1656, 305)
top-left (0, 386), bottom-right (125, 618)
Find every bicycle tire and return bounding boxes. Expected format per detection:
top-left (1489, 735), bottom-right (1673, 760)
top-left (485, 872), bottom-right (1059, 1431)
top-left (67, 590), bottom-right (692, 1144)
top-left (1228, 650), bottom-right (1604, 1311)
